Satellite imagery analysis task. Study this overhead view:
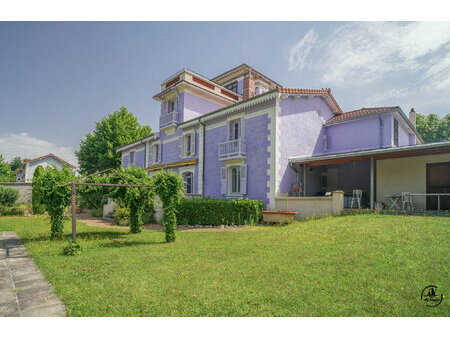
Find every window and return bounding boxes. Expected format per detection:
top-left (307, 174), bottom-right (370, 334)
top-left (229, 119), bottom-right (241, 141)
top-left (129, 151), bottom-right (135, 166)
top-left (185, 134), bottom-right (192, 156)
top-left (225, 81), bottom-right (238, 93)
top-left (153, 144), bottom-right (160, 163)
top-left (183, 172), bottom-right (193, 194)
top-left (168, 100), bottom-right (175, 113)
top-left (231, 167), bottom-right (241, 194)
top-left (394, 119), bottom-right (399, 147)
top-left (180, 132), bottom-right (195, 158)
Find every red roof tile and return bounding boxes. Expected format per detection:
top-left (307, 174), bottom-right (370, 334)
top-left (20, 153), bottom-right (77, 169)
top-left (277, 88), bottom-right (343, 114)
top-left (326, 106), bottom-right (398, 124)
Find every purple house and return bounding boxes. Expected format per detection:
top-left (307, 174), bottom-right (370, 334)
top-left (117, 64), bottom-right (450, 214)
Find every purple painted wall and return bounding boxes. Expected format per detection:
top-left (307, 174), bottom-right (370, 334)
top-left (278, 96), bottom-right (334, 194)
top-left (325, 114), bottom-right (393, 155)
top-left (397, 118), bottom-right (410, 146)
top-left (180, 91), bottom-right (225, 123)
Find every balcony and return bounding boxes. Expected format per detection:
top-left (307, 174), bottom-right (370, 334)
top-left (219, 138), bottom-right (246, 160)
top-left (160, 111), bottom-right (179, 129)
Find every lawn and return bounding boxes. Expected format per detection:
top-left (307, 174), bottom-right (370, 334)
top-left (0, 214), bottom-right (448, 316)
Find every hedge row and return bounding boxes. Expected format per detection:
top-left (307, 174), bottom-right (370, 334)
top-left (176, 197), bottom-right (264, 226)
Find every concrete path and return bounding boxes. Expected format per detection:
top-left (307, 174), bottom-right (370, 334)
top-left (0, 231), bottom-right (65, 317)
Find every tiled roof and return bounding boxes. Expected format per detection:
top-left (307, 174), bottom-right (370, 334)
top-left (20, 153), bottom-right (77, 169)
top-left (326, 106), bottom-right (399, 124)
top-left (277, 88), bottom-right (343, 114)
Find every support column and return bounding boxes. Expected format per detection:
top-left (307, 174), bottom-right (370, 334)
top-left (303, 164), bottom-right (307, 197)
top-left (370, 157), bottom-right (374, 210)
top-left (71, 182), bottom-right (77, 242)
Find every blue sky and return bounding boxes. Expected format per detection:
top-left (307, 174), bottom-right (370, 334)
top-left (1, 21), bottom-right (449, 165)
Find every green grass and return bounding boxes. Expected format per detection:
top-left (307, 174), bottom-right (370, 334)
top-left (0, 214), bottom-right (448, 316)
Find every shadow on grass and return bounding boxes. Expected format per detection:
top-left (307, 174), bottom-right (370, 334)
top-left (22, 231), bottom-right (127, 243)
top-left (100, 240), bottom-right (166, 248)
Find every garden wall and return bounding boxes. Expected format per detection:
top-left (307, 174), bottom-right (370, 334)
top-left (274, 190), bottom-right (344, 219)
top-left (0, 182), bottom-right (32, 203)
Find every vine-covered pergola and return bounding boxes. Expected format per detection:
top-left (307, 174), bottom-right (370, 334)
top-left (61, 168), bottom-right (153, 242)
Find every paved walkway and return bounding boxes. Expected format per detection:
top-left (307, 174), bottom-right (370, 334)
top-left (0, 232), bottom-right (65, 317)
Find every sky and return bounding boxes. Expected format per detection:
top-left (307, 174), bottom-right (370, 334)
top-left (1, 21), bottom-right (449, 165)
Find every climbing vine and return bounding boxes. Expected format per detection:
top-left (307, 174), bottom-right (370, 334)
top-left (33, 166), bottom-right (76, 239)
top-left (152, 170), bottom-right (185, 242)
top-left (108, 166), bottom-right (155, 233)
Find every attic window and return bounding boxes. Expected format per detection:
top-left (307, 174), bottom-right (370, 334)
top-left (226, 81), bottom-right (238, 93)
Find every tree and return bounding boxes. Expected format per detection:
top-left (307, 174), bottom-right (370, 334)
top-left (33, 165), bottom-right (76, 239)
top-left (9, 157), bottom-right (28, 172)
top-left (416, 113), bottom-right (449, 143)
top-left (76, 106), bottom-right (151, 174)
top-left (0, 155), bottom-right (15, 182)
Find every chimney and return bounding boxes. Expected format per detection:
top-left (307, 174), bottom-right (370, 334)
top-left (409, 108), bottom-right (416, 127)
top-left (243, 75), bottom-right (255, 100)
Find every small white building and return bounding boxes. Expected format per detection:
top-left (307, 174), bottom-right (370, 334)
top-left (15, 154), bottom-right (77, 182)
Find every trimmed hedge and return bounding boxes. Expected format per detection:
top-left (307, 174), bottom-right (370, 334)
top-left (177, 197), bottom-right (264, 226)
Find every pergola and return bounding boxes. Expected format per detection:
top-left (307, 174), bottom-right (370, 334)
top-left (61, 168), bottom-right (153, 242)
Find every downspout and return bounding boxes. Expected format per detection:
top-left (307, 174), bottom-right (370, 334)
top-left (199, 119), bottom-right (206, 197)
top-left (378, 116), bottom-right (383, 148)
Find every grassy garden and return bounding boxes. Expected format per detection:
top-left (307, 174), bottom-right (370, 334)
top-left (0, 214), bottom-right (448, 316)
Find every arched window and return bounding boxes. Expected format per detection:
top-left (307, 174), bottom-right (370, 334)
top-left (182, 171), bottom-right (193, 194)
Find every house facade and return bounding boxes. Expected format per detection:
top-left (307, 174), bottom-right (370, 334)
top-left (117, 63), bottom-right (450, 211)
top-left (15, 154), bottom-right (77, 182)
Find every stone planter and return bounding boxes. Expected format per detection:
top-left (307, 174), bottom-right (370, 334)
top-left (262, 211), bottom-right (298, 224)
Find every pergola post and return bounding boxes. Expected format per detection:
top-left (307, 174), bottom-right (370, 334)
top-left (71, 182), bottom-right (77, 242)
top-left (370, 157), bottom-right (374, 210)
top-left (303, 164), bottom-right (307, 197)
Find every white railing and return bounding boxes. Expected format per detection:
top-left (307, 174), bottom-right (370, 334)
top-left (159, 111), bottom-right (178, 128)
top-left (218, 138), bottom-right (246, 160)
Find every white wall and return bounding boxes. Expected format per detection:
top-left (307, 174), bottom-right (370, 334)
top-left (24, 157), bottom-right (67, 181)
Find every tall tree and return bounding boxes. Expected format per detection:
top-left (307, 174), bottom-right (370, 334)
top-left (416, 113), bottom-right (449, 143)
top-left (0, 155), bottom-right (15, 182)
top-left (9, 157), bottom-right (29, 171)
top-left (76, 106), bottom-right (152, 174)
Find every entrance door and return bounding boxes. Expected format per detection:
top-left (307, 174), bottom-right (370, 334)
top-left (426, 162), bottom-right (450, 210)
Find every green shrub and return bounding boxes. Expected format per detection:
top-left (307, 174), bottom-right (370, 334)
top-left (177, 197), bottom-right (264, 226)
top-left (63, 241), bottom-right (83, 256)
top-left (0, 185), bottom-right (20, 207)
top-left (1, 205), bottom-right (25, 216)
top-left (91, 208), bottom-right (103, 217)
top-left (114, 206), bottom-right (130, 226)
top-left (32, 166), bottom-right (46, 214)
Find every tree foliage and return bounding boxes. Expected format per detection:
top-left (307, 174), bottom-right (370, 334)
top-left (33, 166), bottom-right (76, 239)
top-left (9, 157), bottom-right (28, 172)
top-left (152, 170), bottom-right (185, 243)
top-left (416, 113), bottom-right (449, 143)
top-left (0, 155), bottom-right (15, 182)
top-left (76, 106), bottom-right (152, 174)
top-left (32, 165), bottom-right (46, 214)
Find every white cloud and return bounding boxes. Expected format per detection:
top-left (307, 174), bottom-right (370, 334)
top-left (288, 28), bottom-right (317, 71)
top-left (0, 132), bottom-right (77, 166)
top-left (288, 22), bottom-right (450, 113)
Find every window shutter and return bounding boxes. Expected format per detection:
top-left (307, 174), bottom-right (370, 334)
top-left (239, 118), bottom-right (244, 139)
top-left (220, 167), bottom-right (227, 195)
top-left (191, 132), bottom-right (196, 155)
top-left (228, 121), bottom-right (232, 141)
top-left (179, 136), bottom-right (184, 159)
top-left (158, 143), bottom-right (162, 163)
top-left (148, 144), bottom-right (153, 165)
top-left (240, 164), bottom-right (247, 195)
